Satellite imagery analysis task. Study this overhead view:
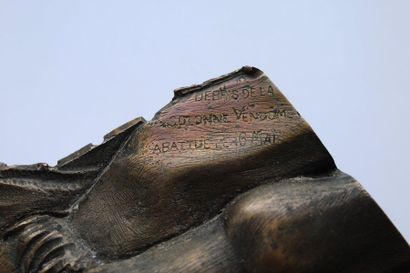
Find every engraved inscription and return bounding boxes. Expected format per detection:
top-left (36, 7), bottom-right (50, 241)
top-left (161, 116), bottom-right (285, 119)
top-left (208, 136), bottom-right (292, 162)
top-left (150, 131), bottom-right (279, 154)
top-left (145, 81), bottom-right (292, 157)
top-left (194, 85), bottom-right (275, 102)
top-left (157, 113), bottom-right (229, 128)
top-left (232, 105), bottom-right (296, 122)
top-left (154, 107), bottom-right (295, 129)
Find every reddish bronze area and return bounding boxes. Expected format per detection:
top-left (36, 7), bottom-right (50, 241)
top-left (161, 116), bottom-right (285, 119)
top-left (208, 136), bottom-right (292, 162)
top-left (71, 67), bottom-right (334, 257)
top-left (0, 67), bottom-right (408, 273)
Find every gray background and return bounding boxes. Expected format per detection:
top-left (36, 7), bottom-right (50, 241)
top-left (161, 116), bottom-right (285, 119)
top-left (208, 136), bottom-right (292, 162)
top-left (1, 1), bottom-right (409, 242)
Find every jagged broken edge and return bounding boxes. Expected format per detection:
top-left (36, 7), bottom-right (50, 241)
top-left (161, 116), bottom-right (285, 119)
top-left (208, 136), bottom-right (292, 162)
top-left (173, 66), bottom-right (263, 99)
top-left (56, 117), bottom-right (146, 170)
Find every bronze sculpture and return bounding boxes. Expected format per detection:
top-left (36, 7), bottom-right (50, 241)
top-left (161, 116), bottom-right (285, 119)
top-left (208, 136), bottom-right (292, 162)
top-left (0, 66), bottom-right (409, 272)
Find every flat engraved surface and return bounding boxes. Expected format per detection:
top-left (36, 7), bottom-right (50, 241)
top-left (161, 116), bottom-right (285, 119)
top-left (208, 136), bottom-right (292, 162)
top-left (141, 71), bottom-right (304, 167)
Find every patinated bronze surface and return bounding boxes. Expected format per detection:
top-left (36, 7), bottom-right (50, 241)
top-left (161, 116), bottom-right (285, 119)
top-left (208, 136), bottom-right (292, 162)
top-left (0, 67), bottom-right (409, 273)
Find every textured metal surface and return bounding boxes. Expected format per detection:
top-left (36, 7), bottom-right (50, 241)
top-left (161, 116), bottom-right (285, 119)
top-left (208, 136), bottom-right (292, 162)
top-left (0, 67), bottom-right (408, 273)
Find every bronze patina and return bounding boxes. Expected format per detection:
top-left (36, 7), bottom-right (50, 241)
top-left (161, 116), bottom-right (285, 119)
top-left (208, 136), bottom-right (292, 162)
top-left (0, 67), bottom-right (409, 273)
